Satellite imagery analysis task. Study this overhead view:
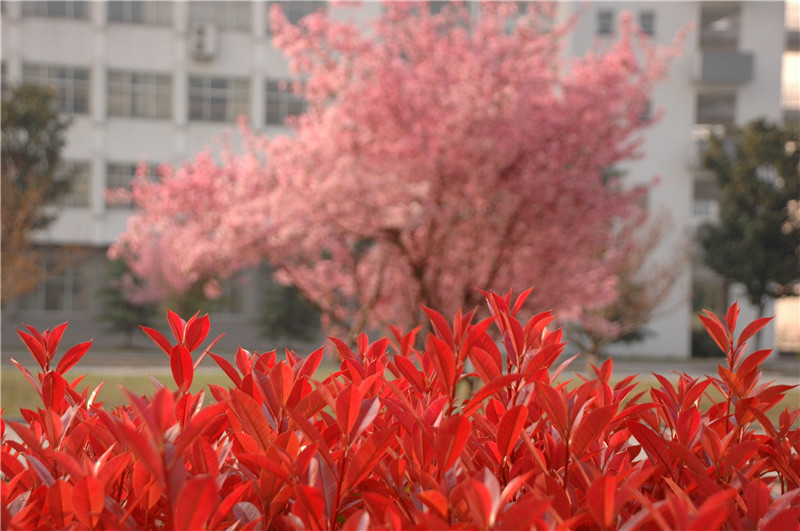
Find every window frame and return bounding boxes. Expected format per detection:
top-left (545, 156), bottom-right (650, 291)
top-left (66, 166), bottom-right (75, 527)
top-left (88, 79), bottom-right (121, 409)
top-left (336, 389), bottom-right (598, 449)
top-left (22, 63), bottom-right (91, 115)
top-left (188, 75), bottom-right (250, 123)
top-left (107, 69), bottom-right (172, 119)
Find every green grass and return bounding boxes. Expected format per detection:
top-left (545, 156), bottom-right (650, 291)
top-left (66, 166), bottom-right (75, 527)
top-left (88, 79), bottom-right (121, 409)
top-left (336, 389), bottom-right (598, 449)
top-left (2, 364), bottom-right (796, 426)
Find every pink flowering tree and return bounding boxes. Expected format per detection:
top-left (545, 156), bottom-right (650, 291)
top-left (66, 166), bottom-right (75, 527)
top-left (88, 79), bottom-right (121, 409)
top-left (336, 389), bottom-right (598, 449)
top-left (110, 2), bottom-right (684, 339)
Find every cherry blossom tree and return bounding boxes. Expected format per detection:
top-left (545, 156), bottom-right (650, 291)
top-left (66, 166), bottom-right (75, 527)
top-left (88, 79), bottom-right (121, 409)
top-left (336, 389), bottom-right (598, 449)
top-left (110, 2), bottom-right (685, 339)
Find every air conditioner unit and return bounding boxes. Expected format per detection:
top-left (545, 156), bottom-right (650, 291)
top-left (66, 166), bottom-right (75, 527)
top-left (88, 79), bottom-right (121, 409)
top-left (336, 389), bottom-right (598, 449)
top-left (190, 22), bottom-right (218, 61)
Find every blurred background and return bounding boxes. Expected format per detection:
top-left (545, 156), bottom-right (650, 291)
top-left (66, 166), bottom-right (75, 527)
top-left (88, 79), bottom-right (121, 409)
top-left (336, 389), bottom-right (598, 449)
top-left (1, 0), bottom-right (798, 360)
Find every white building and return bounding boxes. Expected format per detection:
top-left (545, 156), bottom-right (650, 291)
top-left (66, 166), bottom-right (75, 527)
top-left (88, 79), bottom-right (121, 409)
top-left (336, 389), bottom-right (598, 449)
top-left (1, 1), bottom-right (795, 355)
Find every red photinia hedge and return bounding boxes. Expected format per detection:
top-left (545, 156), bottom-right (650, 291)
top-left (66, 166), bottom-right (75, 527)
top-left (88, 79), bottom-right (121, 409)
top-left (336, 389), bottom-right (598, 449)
top-left (2, 289), bottom-right (799, 530)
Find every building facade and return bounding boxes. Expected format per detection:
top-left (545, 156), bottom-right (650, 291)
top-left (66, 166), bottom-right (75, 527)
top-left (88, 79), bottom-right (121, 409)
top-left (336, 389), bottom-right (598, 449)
top-left (1, 1), bottom-right (795, 355)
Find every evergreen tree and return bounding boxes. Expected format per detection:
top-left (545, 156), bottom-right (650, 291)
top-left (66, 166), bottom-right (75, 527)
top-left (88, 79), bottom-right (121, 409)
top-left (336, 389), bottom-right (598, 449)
top-left (97, 259), bottom-right (160, 347)
top-left (698, 119), bottom-right (800, 347)
top-left (1, 83), bottom-right (71, 302)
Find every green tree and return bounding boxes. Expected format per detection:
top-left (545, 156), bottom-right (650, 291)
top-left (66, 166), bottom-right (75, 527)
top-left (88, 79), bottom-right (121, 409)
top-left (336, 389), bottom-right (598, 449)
top-left (96, 259), bottom-right (160, 347)
top-left (1, 83), bottom-right (72, 303)
top-left (698, 119), bottom-right (800, 347)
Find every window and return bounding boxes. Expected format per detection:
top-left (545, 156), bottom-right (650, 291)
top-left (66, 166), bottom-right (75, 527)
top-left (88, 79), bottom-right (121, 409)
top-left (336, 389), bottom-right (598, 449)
top-left (1, 62), bottom-right (7, 95)
top-left (265, 80), bottom-right (306, 125)
top-left (54, 161), bottom-right (91, 207)
top-left (20, 252), bottom-right (95, 312)
top-left (267, 1), bottom-right (325, 32)
top-left (106, 162), bottom-right (158, 207)
top-left (188, 1), bottom-right (251, 32)
top-left (189, 76), bottom-right (249, 122)
top-left (696, 92), bottom-right (736, 126)
top-left (22, 63), bottom-right (90, 114)
top-left (700, 4), bottom-right (740, 51)
top-left (597, 9), bottom-right (614, 35)
top-left (108, 1), bottom-right (173, 25)
top-left (639, 10), bottom-right (655, 36)
top-left (108, 70), bottom-right (172, 119)
top-left (22, 1), bottom-right (87, 19)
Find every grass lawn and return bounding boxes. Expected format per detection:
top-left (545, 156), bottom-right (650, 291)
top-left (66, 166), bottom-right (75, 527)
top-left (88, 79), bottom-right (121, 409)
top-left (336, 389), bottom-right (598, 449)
top-left (3, 360), bottom-right (796, 425)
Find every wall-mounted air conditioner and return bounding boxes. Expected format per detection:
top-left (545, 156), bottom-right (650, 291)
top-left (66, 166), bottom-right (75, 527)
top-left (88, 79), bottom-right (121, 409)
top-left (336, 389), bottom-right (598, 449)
top-left (190, 22), bottom-right (218, 61)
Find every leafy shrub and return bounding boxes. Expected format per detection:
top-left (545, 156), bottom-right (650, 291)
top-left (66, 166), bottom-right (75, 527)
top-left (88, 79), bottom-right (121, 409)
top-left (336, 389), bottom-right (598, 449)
top-left (2, 289), bottom-right (798, 530)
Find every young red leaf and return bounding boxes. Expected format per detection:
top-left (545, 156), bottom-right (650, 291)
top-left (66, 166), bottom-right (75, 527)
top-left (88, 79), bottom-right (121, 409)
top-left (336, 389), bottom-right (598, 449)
top-left (417, 489), bottom-right (449, 519)
top-left (736, 316), bottom-right (773, 349)
top-left (167, 309), bottom-right (186, 343)
top-left (55, 340), bottom-right (92, 375)
top-left (46, 479), bottom-right (74, 528)
top-left (725, 302), bottom-right (740, 333)
top-left (208, 351), bottom-right (243, 387)
top-left (422, 305), bottom-right (454, 347)
top-left (698, 311), bottom-right (731, 354)
top-left (45, 322), bottom-right (69, 358)
top-left (496, 405), bottom-right (528, 458)
top-left (16, 328), bottom-right (47, 369)
top-left (170, 343), bottom-right (194, 392)
top-left (468, 346), bottom-right (503, 384)
top-left (462, 373), bottom-right (523, 417)
top-left (336, 385), bottom-right (363, 440)
top-left (41, 371), bottom-right (67, 412)
top-left (229, 388), bottom-right (274, 450)
top-left (436, 414), bottom-right (471, 473)
top-left (342, 509), bottom-right (371, 531)
top-left (174, 475), bottom-right (218, 530)
top-left (140, 325), bottom-right (173, 356)
top-left (184, 313), bottom-right (210, 352)
top-left (627, 422), bottom-right (673, 471)
top-left (570, 404), bottom-right (616, 457)
top-left (587, 474), bottom-right (617, 529)
top-left (427, 334), bottom-right (456, 396)
top-left (736, 349), bottom-right (771, 379)
top-left (685, 489), bottom-right (735, 531)
top-left (343, 427), bottom-right (397, 493)
top-left (72, 476), bottom-right (104, 529)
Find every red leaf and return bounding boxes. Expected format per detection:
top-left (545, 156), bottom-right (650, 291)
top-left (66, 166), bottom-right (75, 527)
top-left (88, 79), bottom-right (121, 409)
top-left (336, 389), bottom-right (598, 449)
top-left (417, 489), bottom-right (449, 519)
top-left (511, 287), bottom-right (534, 316)
top-left (72, 476), bottom-right (104, 529)
top-left (140, 325), bottom-right (173, 356)
top-left (736, 316), bottom-right (772, 349)
top-left (55, 340), bottom-right (92, 375)
top-left (627, 422), bottom-right (673, 470)
top-left (47, 479), bottom-right (74, 528)
top-left (422, 306), bottom-right (454, 347)
top-left (184, 313), bottom-right (210, 352)
top-left (229, 388), bottom-right (274, 450)
top-left (209, 351), bottom-right (243, 387)
top-left (462, 374), bottom-right (523, 417)
top-left (174, 475), bottom-right (218, 530)
top-left (497, 405), bottom-right (527, 458)
top-left (17, 328), bottom-right (47, 369)
top-left (686, 489), bottom-right (735, 531)
top-left (534, 382), bottom-right (569, 439)
top-left (167, 309), bottom-right (186, 343)
top-left (436, 414), bottom-right (471, 473)
top-left (171, 344), bottom-right (194, 392)
top-left (570, 404), bottom-right (616, 457)
top-left (44, 321), bottom-right (68, 356)
top-left (393, 356), bottom-right (427, 392)
top-left (587, 474), bottom-right (617, 529)
top-left (736, 349), bottom-right (771, 378)
top-left (725, 303), bottom-right (740, 333)
top-left (336, 385), bottom-right (363, 440)
top-left (698, 311), bottom-right (730, 354)
top-left (344, 427), bottom-right (397, 493)
top-left (468, 346), bottom-right (503, 384)
top-left (427, 335), bottom-right (456, 395)
top-left (41, 371), bottom-right (67, 412)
